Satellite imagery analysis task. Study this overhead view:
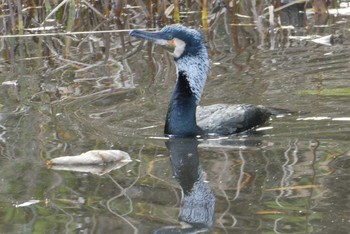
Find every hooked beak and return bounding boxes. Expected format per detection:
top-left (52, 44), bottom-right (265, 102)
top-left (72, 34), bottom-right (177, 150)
top-left (129, 29), bottom-right (175, 53)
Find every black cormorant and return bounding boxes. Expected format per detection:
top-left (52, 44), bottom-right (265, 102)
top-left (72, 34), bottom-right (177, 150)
top-left (130, 25), bottom-right (271, 137)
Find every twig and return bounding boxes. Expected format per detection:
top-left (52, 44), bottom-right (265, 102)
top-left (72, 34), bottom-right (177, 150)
top-left (40, 0), bottom-right (70, 26)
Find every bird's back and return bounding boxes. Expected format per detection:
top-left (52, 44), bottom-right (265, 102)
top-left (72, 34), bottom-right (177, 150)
top-left (196, 104), bottom-right (271, 135)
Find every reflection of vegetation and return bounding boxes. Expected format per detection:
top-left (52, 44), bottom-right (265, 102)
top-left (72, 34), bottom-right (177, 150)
top-left (261, 199), bottom-right (323, 233)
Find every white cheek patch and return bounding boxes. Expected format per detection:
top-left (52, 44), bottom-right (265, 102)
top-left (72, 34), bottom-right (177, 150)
top-left (172, 38), bottom-right (186, 58)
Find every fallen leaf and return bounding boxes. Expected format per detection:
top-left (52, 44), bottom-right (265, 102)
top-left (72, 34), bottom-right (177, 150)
top-left (295, 88), bottom-right (350, 96)
top-left (47, 150), bottom-right (132, 175)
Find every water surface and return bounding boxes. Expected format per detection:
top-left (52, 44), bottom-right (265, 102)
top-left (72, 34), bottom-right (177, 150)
top-left (0, 3), bottom-right (350, 234)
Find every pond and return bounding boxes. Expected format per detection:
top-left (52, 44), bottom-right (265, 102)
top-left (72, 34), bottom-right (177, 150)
top-left (0, 1), bottom-right (350, 233)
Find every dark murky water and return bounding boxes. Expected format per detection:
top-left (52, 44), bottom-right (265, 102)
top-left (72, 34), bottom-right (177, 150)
top-left (1, 5), bottom-right (350, 234)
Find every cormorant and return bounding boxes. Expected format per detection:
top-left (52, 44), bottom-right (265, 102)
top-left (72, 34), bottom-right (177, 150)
top-left (130, 25), bottom-right (271, 137)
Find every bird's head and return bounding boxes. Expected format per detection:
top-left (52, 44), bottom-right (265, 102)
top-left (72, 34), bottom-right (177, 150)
top-left (129, 25), bottom-right (206, 59)
top-left (130, 25), bottom-right (209, 105)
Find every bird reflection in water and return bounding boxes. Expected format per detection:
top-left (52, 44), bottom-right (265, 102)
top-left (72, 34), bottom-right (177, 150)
top-left (153, 138), bottom-right (215, 234)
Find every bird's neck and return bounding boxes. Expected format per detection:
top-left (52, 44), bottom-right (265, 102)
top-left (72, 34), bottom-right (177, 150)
top-left (164, 70), bottom-right (201, 136)
top-left (164, 49), bottom-right (209, 137)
